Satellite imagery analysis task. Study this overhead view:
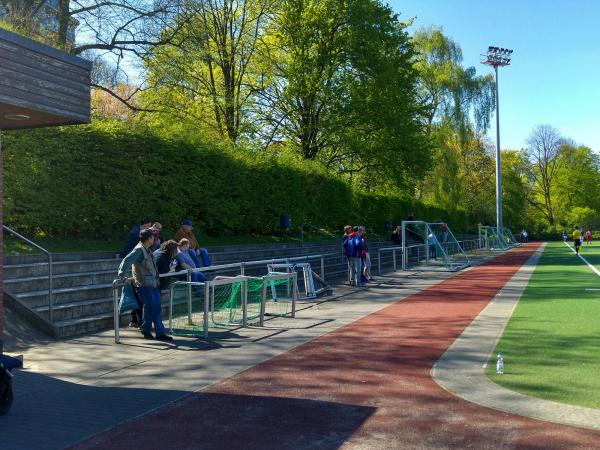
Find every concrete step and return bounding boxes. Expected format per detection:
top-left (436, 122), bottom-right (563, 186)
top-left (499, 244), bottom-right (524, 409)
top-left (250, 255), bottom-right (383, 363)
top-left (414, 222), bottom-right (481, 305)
top-left (4, 258), bottom-right (119, 279)
top-left (13, 283), bottom-right (114, 308)
top-left (5, 269), bottom-right (117, 293)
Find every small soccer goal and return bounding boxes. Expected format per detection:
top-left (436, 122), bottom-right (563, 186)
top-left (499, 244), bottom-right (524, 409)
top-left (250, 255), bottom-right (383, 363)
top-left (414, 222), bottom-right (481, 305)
top-left (267, 262), bottom-right (329, 299)
top-left (402, 221), bottom-right (470, 272)
top-left (479, 226), bottom-right (519, 251)
top-left (168, 273), bottom-right (298, 337)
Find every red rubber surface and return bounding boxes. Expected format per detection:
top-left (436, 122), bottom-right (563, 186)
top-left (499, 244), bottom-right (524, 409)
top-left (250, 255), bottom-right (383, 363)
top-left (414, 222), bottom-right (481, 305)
top-left (72, 244), bottom-right (600, 449)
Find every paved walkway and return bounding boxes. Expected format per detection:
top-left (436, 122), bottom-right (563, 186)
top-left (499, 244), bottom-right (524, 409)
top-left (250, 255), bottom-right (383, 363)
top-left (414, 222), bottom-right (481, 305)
top-left (1, 269), bottom-right (455, 450)
top-left (70, 244), bottom-right (600, 449)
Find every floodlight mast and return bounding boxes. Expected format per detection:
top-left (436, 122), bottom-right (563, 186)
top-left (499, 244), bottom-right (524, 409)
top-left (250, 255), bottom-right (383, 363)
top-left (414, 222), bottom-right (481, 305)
top-left (482, 46), bottom-right (513, 234)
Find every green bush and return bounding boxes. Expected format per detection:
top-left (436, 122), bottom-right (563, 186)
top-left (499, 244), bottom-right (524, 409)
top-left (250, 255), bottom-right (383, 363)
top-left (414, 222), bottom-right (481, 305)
top-left (3, 121), bottom-right (468, 240)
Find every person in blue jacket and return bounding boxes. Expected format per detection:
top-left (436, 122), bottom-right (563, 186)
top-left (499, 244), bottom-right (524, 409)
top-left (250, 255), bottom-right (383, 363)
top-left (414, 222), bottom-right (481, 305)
top-left (343, 226), bottom-right (364, 287)
top-left (123, 218), bottom-right (151, 255)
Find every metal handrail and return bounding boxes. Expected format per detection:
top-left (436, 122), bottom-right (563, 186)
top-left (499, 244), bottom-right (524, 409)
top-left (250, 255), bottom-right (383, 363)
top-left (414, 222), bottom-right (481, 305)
top-left (300, 223), bottom-right (340, 247)
top-left (377, 246), bottom-right (403, 274)
top-left (3, 225), bottom-right (54, 322)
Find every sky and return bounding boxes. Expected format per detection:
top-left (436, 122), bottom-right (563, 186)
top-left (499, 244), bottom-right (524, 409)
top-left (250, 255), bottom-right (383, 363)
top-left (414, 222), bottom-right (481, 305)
top-left (389, 0), bottom-right (600, 152)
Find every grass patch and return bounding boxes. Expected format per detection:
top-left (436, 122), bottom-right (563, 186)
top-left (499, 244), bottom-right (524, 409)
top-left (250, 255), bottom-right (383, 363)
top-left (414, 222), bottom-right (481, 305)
top-left (486, 241), bottom-right (600, 409)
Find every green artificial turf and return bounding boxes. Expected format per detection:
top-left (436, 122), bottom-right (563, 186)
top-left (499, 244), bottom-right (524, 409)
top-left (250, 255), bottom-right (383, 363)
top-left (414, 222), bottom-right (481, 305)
top-left (486, 241), bottom-right (600, 409)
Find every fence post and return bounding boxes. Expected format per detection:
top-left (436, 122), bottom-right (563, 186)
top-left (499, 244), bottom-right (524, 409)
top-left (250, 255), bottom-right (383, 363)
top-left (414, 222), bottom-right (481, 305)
top-left (240, 262), bottom-right (246, 276)
top-left (48, 253), bottom-right (54, 323)
top-left (321, 256), bottom-right (325, 282)
top-left (393, 248), bottom-right (397, 271)
top-left (242, 278), bottom-right (248, 327)
top-left (187, 270), bottom-right (192, 325)
top-left (402, 222), bottom-right (406, 270)
top-left (203, 281), bottom-right (210, 340)
top-left (377, 249), bottom-right (381, 275)
top-left (260, 278), bottom-right (267, 327)
top-left (113, 281), bottom-right (120, 344)
top-left (291, 272), bottom-right (298, 318)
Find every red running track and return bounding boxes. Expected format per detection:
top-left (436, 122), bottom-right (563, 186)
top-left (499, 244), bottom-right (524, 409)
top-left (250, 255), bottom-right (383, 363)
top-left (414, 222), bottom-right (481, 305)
top-left (72, 244), bottom-right (600, 449)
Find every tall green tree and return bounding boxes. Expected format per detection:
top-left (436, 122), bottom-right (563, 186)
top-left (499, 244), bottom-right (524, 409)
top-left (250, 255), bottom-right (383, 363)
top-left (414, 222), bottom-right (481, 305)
top-left (257, 0), bottom-right (427, 188)
top-left (142, 0), bottom-right (277, 142)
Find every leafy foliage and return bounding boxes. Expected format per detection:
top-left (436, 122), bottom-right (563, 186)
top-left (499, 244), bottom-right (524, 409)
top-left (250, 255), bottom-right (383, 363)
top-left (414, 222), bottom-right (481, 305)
top-left (3, 121), bottom-right (467, 239)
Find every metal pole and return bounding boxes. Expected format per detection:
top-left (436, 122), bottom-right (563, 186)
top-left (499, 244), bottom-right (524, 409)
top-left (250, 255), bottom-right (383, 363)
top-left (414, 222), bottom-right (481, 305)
top-left (187, 270), bottom-right (192, 325)
top-left (321, 256), bottom-right (325, 282)
top-left (291, 272), bottom-right (297, 318)
top-left (401, 222), bottom-right (406, 270)
top-left (242, 279), bottom-right (248, 327)
top-left (378, 249), bottom-right (381, 275)
top-left (259, 279), bottom-right (267, 327)
top-left (203, 281), bottom-right (210, 340)
top-left (113, 282), bottom-right (120, 344)
top-left (48, 253), bottom-right (53, 322)
top-left (393, 248), bottom-right (397, 271)
top-left (495, 64), bottom-right (503, 233)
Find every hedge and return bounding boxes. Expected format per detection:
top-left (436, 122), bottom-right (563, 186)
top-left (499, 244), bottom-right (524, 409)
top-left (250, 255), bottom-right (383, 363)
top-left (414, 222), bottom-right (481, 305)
top-left (2, 121), bottom-right (468, 239)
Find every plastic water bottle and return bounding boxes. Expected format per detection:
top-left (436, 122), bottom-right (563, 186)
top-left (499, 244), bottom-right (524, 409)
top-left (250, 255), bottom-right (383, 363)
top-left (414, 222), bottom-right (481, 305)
top-left (496, 352), bottom-right (504, 375)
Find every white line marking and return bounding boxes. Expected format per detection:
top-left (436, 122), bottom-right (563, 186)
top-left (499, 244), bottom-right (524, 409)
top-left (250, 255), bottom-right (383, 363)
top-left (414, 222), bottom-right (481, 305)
top-left (563, 241), bottom-right (600, 277)
top-left (585, 288), bottom-right (600, 291)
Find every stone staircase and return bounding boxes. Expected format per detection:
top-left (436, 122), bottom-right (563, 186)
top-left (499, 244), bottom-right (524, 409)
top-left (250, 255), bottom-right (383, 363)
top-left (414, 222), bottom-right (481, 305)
top-left (5, 240), bottom-right (399, 338)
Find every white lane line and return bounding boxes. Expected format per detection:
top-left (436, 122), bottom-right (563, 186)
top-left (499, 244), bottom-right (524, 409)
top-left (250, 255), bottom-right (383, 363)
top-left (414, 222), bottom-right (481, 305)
top-left (563, 241), bottom-right (600, 277)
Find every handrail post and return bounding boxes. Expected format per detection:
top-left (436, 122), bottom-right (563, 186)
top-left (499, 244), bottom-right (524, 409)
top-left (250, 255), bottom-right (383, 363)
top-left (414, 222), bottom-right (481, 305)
top-left (242, 278), bottom-right (248, 327)
top-left (48, 252), bottom-right (53, 323)
top-left (320, 255), bottom-right (325, 282)
top-left (301, 224), bottom-right (304, 248)
top-left (291, 272), bottom-right (298, 318)
top-left (393, 248), bottom-right (397, 271)
top-left (377, 249), bottom-right (381, 275)
top-left (260, 278), bottom-right (267, 327)
top-left (187, 270), bottom-right (192, 325)
top-left (240, 262), bottom-right (245, 276)
top-left (203, 280), bottom-right (210, 340)
top-left (113, 281), bottom-right (120, 344)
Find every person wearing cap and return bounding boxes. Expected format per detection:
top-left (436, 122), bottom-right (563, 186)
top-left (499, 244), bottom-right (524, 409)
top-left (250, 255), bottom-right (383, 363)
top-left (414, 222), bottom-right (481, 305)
top-left (175, 219), bottom-right (212, 268)
top-left (118, 228), bottom-right (173, 341)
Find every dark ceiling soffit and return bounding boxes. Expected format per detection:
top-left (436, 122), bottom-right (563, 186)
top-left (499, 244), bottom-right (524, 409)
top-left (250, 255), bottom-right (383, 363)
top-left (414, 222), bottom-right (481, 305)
top-left (0, 27), bottom-right (92, 71)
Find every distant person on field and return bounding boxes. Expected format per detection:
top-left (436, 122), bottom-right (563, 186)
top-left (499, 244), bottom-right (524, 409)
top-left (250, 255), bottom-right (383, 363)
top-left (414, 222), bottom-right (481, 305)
top-left (585, 229), bottom-right (592, 246)
top-left (177, 239), bottom-right (208, 283)
top-left (175, 219), bottom-right (212, 268)
top-left (428, 232), bottom-right (438, 260)
top-left (118, 229), bottom-right (173, 341)
top-left (153, 240), bottom-right (181, 291)
top-left (523, 230), bottom-right (528, 243)
top-left (573, 226), bottom-right (582, 255)
top-left (562, 230), bottom-right (567, 242)
top-left (123, 218), bottom-right (151, 255)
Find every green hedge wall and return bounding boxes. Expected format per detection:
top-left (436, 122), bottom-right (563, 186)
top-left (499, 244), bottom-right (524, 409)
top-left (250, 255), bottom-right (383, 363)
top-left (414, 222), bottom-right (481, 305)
top-left (2, 121), bottom-right (468, 238)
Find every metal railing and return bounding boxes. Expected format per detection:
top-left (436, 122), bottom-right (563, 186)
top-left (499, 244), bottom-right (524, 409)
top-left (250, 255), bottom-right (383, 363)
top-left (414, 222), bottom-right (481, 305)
top-left (113, 253), bottom-right (330, 343)
top-left (377, 246), bottom-right (403, 275)
top-left (300, 223), bottom-right (340, 248)
top-left (3, 225), bottom-right (54, 322)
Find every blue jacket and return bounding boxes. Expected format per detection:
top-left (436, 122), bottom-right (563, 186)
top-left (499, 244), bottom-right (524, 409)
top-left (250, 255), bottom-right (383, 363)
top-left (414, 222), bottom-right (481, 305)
top-left (123, 225), bottom-right (141, 254)
top-left (344, 234), bottom-right (364, 258)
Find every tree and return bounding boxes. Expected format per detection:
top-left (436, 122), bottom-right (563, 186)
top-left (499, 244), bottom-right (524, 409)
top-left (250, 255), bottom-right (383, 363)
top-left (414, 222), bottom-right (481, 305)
top-left (143, 0), bottom-right (276, 142)
top-left (525, 125), bottom-right (564, 227)
top-left (501, 150), bottom-right (530, 230)
top-left (256, 0), bottom-right (427, 188)
top-left (412, 27), bottom-right (495, 135)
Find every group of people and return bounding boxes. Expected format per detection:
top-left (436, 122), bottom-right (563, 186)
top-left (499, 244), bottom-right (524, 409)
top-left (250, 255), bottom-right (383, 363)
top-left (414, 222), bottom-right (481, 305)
top-left (571, 225), bottom-right (593, 255)
top-left (118, 218), bottom-right (212, 340)
top-left (342, 226), bottom-right (374, 287)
